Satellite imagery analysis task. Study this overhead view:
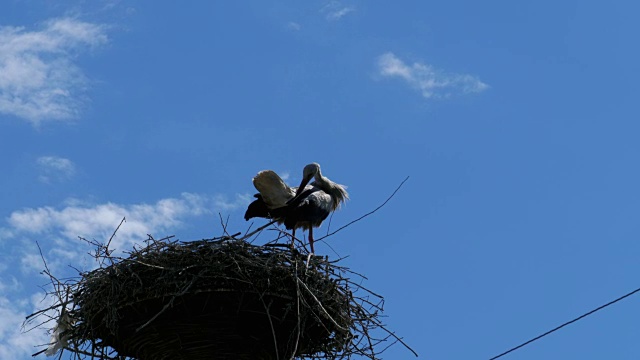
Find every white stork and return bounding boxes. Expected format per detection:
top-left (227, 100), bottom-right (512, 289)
top-left (244, 163), bottom-right (348, 253)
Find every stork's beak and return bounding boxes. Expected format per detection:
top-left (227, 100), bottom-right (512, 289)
top-left (287, 174), bottom-right (313, 205)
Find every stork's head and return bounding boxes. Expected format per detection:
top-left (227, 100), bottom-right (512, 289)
top-left (302, 163), bottom-right (321, 181)
top-left (288, 163), bottom-right (321, 204)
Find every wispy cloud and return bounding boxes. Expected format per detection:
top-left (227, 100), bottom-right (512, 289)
top-left (212, 193), bottom-right (253, 212)
top-left (280, 171), bottom-right (291, 182)
top-left (0, 295), bottom-right (48, 359)
top-left (286, 22), bottom-right (301, 31)
top-left (376, 52), bottom-right (489, 99)
top-left (0, 276), bottom-right (20, 293)
top-left (322, 1), bottom-right (355, 21)
top-left (0, 193), bottom-right (252, 265)
top-left (6, 193), bottom-right (209, 247)
top-left (0, 193), bottom-right (216, 273)
top-left (0, 18), bottom-right (108, 125)
top-left (36, 156), bottom-right (76, 183)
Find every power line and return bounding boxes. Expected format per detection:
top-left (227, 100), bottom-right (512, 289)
top-left (488, 286), bottom-right (640, 360)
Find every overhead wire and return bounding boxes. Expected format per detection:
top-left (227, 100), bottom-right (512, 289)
top-left (488, 286), bottom-right (640, 359)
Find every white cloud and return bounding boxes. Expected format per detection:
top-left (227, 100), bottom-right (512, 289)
top-left (327, 7), bottom-right (355, 20)
top-left (212, 193), bottom-right (252, 212)
top-left (1, 193), bottom-right (215, 273)
top-left (322, 1), bottom-right (355, 21)
top-left (0, 18), bottom-right (108, 125)
top-left (36, 156), bottom-right (76, 183)
top-left (0, 296), bottom-right (48, 360)
top-left (102, 0), bottom-right (122, 10)
top-left (287, 22), bottom-right (301, 31)
top-left (0, 276), bottom-right (21, 293)
top-left (376, 52), bottom-right (489, 99)
top-left (1, 193), bottom-right (253, 271)
top-left (7, 193), bottom-right (210, 245)
top-left (20, 253), bottom-right (45, 275)
top-left (0, 227), bottom-right (13, 241)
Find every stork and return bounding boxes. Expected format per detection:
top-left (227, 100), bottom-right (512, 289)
top-left (244, 163), bottom-right (348, 253)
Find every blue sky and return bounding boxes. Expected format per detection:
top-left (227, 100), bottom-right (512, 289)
top-left (1, 1), bottom-right (640, 359)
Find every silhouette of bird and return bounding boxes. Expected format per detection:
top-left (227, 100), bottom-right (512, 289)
top-left (244, 163), bottom-right (348, 253)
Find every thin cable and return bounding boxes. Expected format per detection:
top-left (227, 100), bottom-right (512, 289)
top-left (489, 286), bottom-right (640, 360)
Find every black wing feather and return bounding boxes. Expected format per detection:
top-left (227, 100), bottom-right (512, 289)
top-left (244, 193), bottom-right (288, 221)
top-left (283, 190), bottom-right (330, 229)
top-left (244, 194), bottom-right (270, 220)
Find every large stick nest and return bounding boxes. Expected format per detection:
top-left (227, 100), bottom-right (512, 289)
top-left (78, 237), bottom-right (352, 359)
top-left (27, 232), bottom-right (410, 359)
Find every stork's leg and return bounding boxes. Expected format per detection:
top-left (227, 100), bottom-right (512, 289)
top-left (290, 228), bottom-right (296, 250)
top-left (309, 227), bottom-right (315, 254)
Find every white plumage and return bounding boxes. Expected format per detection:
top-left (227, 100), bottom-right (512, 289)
top-left (252, 170), bottom-right (296, 209)
top-left (45, 312), bottom-right (71, 356)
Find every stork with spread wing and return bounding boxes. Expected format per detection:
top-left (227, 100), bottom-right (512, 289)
top-left (244, 163), bottom-right (348, 253)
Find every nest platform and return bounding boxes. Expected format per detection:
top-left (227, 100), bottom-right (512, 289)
top-left (36, 235), bottom-right (390, 360)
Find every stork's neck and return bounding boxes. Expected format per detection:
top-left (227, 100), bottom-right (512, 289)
top-left (313, 171), bottom-right (331, 190)
top-left (313, 171), bottom-right (347, 209)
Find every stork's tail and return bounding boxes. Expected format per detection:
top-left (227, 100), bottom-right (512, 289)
top-left (252, 170), bottom-right (295, 208)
